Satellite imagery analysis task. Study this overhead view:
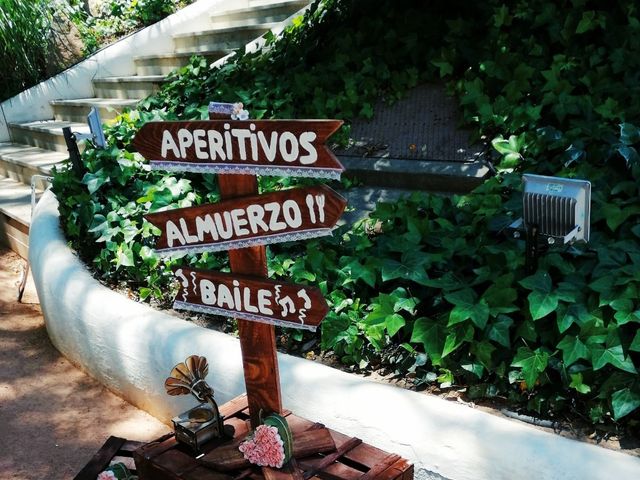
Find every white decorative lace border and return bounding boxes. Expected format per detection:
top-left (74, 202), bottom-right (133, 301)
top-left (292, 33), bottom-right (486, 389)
top-left (150, 161), bottom-right (343, 180)
top-left (173, 301), bottom-right (318, 331)
top-left (154, 228), bottom-right (333, 256)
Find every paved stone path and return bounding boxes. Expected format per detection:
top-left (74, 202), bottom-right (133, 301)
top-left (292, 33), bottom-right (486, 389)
top-left (0, 249), bottom-right (169, 480)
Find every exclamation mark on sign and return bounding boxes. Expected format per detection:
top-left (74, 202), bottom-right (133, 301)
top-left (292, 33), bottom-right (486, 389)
top-left (306, 194), bottom-right (326, 224)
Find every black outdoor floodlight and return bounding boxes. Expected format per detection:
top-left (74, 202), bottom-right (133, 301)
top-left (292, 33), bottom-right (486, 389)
top-left (508, 174), bottom-right (591, 273)
top-left (62, 106), bottom-right (106, 176)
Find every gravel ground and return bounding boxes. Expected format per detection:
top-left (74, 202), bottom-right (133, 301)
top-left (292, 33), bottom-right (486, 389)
top-left (0, 248), bottom-right (169, 480)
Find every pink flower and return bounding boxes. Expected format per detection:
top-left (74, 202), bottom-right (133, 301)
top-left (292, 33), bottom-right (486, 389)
top-left (239, 425), bottom-right (286, 468)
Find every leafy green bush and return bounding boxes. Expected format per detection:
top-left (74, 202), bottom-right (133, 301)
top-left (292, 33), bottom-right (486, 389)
top-left (0, 0), bottom-right (55, 100)
top-left (52, 0), bottom-right (640, 428)
top-left (67, 0), bottom-right (195, 55)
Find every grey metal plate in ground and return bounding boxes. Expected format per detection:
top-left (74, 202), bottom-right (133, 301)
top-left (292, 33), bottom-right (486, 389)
top-left (335, 84), bottom-right (483, 163)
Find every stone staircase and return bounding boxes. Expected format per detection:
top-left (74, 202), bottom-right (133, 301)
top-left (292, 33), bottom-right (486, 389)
top-left (0, 0), bottom-right (308, 258)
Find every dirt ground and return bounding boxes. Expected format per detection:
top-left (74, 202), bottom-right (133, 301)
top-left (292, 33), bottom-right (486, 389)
top-left (0, 248), bottom-right (169, 480)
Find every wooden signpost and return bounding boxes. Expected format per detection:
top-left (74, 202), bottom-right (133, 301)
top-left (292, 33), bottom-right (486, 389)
top-left (133, 110), bottom-right (345, 429)
top-left (173, 267), bottom-right (329, 331)
top-left (132, 119), bottom-right (344, 179)
top-left (144, 184), bottom-right (347, 255)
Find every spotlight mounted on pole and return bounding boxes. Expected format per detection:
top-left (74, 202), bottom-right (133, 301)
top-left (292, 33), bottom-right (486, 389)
top-left (62, 107), bottom-right (106, 176)
top-left (508, 174), bottom-right (591, 273)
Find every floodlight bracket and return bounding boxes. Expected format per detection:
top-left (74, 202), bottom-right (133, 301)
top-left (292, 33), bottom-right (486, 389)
top-left (507, 174), bottom-right (591, 274)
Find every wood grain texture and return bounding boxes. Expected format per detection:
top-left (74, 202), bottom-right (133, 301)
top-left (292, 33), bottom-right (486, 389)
top-left (132, 119), bottom-right (344, 176)
top-left (134, 394), bottom-right (413, 480)
top-left (218, 172), bottom-right (282, 428)
top-left (144, 184), bottom-right (347, 254)
top-left (200, 428), bottom-right (336, 471)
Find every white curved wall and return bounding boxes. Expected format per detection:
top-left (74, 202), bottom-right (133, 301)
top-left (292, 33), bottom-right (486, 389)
top-left (30, 190), bottom-right (640, 480)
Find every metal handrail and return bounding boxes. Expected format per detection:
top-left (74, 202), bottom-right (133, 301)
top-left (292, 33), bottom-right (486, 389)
top-left (17, 174), bottom-right (53, 302)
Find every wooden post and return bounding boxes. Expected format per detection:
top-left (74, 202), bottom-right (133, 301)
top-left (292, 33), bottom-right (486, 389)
top-left (212, 112), bottom-right (282, 427)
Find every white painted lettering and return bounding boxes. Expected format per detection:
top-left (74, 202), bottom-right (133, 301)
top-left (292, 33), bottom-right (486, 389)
top-left (279, 131), bottom-right (299, 162)
top-left (299, 131), bottom-right (318, 164)
top-left (207, 130), bottom-right (226, 160)
top-left (200, 279), bottom-right (216, 305)
top-left (244, 287), bottom-right (259, 313)
top-left (177, 128), bottom-right (193, 158)
top-left (257, 131), bottom-right (278, 162)
top-left (217, 284), bottom-right (234, 309)
top-left (195, 214), bottom-right (219, 242)
top-left (166, 220), bottom-right (186, 247)
top-left (265, 202), bottom-right (287, 231)
top-left (282, 199), bottom-right (302, 228)
top-left (214, 212), bottom-right (234, 239)
top-left (257, 289), bottom-right (273, 315)
top-left (161, 130), bottom-right (180, 158)
top-left (193, 129), bottom-right (208, 160)
top-left (230, 208), bottom-right (250, 236)
top-left (231, 129), bottom-right (251, 160)
top-left (246, 204), bottom-right (269, 233)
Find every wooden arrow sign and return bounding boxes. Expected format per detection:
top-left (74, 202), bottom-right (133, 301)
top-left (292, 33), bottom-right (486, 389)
top-left (132, 119), bottom-right (344, 180)
top-left (173, 267), bottom-right (329, 331)
top-left (144, 184), bottom-right (347, 255)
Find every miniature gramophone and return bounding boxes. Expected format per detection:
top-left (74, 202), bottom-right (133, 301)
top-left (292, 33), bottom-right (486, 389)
top-left (165, 355), bottom-right (228, 453)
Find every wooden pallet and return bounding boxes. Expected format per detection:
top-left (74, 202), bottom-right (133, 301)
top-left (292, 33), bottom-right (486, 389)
top-left (74, 436), bottom-right (145, 480)
top-left (134, 395), bottom-right (413, 480)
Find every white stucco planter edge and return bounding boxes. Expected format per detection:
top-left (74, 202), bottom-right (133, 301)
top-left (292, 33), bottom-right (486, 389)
top-left (29, 190), bottom-right (640, 480)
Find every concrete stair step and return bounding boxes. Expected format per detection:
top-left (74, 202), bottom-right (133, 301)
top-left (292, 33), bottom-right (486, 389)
top-left (172, 23), bottom-right (278, 53)
top-left (0, 175), bottom-right (33, 258)
top-left (51, 98), bottom-right (140, 123)
top-left (210, 0), bottom-right (308, 28)
top-left (134, 50), bottom-right (231, 76)
top-left (340, 156), bottom-right (490, 193)
top-left (0, 143), bottom-right (65, 188)
top-left (9, 120), bottom-right (88, 154)
top-left (93, 75), bottom-right (167, 99)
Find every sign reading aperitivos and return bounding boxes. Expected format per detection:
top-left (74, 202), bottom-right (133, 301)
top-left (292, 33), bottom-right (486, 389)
top-left (132, 119), bottom-right (344, 179)
top-left (144, 184), bottom-right (346, 255)
top-left (173, 267), bottom-right (328, 331)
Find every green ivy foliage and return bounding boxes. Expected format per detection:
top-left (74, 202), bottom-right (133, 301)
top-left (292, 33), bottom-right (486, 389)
top-left (52, 0), bottom-right (640, 428)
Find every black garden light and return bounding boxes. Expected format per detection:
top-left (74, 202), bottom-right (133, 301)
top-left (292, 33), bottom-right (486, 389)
top-left (508, 174), bottom-right (591, 273)
top-left (62, 106), bottom-right (106, 176)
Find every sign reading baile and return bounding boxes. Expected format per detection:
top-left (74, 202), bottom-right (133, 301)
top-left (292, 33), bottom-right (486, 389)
top-left (174, 267), bottom-right (328, 331)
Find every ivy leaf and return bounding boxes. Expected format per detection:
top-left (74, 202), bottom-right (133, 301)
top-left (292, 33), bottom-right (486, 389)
top-left (611, 388), bottom-right (640, 420)
top-left (380, 250), bottom-right (431, 285)
top-left (556, 304), bottom-right (591, 333)
top-left (618, 145), bottom-right (640, 168)
top-left (630, 330), bottom-right (640, 352)
top-left (557, 335), bottom-right (589, 366)
top-left (410, 318), bottom-right (445, 365)
top-left (432, 60), bottom-right (453, 77)
top-left (528, 290), bottom-right (559, 320)
top-left (511, 347), bottom-right (549, 389)
top-left (486, 315), bottom-right (513, 347)
top-left (576, 11), bottom-right (598, 34)
top-left (519, 271), bottom-right (552, 292)
top-left (619, 122), bottom-right (640, 145)
top-left (340, 258), bottom-right (376, 288)
top-left (445, 288), bottom-right (490, 329)
top-left (591, 345), bottom-right (637, 373)
top-left (569, 373), bottom-right (591, 394)
top-left (471, 340), bottom-right (495, 368)
top-left (442, 323), bottom-right (474, 357)
top-left (82, 169), bottom-right (109, 194)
